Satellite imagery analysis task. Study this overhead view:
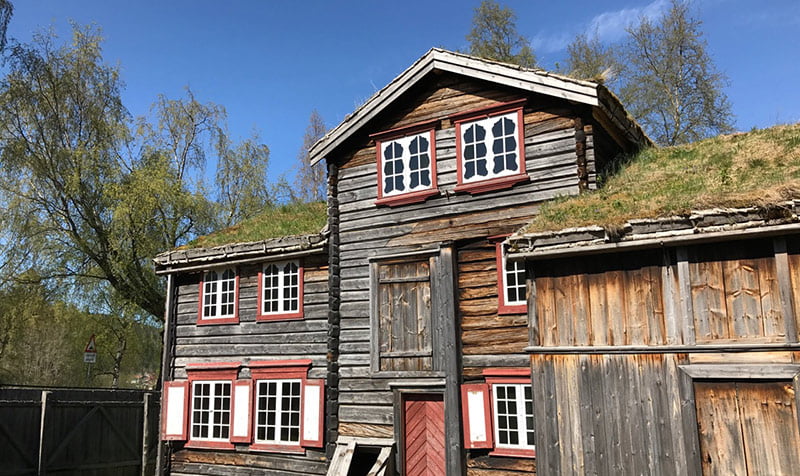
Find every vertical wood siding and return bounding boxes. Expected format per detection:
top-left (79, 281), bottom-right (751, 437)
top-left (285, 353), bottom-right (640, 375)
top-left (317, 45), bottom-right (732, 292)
top-left (169, 253), bottom-right (329, 475)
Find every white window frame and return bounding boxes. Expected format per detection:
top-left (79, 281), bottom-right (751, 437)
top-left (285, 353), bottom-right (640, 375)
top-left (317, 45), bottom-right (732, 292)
top-left (377, 131), bottom-right (436, 198)
top-left (491, 382), bottom-right (535, 452)
top-left (201, 268), bottom-right (237, 321)
top-left (190, 380), bottom-right (233, 443)
top-left (253, 378), bottom-right (303, 447)
top-left (502, 247), bottom-right (527, 307)
top-left (458, 111), bottom-right (523, 184)
top-left (259, 260), bottom-right (302, 319)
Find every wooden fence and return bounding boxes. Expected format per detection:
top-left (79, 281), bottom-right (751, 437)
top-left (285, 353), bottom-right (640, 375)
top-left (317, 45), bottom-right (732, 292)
top-left (0, 387), bottom-right (159, 476)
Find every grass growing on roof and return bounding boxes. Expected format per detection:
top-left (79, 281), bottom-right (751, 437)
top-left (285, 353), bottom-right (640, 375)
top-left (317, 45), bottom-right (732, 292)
top-left (189, 201), bottom-right (327, 249)
top-left (526, 123), bottom-right (800, 233)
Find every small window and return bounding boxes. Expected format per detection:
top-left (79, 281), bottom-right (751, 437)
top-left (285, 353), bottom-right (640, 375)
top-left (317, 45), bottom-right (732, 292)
top-left (257, 260), bottom-right (303, 320)
top-left (453, 100), bottom-right (527, 194)
top-left (492, 383), bottom-right (535, 452)
top-left (371, 120), bottom-right (439, 206)
top-left (254, 379), bottom-right (302, 446)
top-left (191, 381), bottom-right (232, 442)
top-left (198, 268), bottom-right (239, 324)
top-left (496, 241), bottom-right (527, 314)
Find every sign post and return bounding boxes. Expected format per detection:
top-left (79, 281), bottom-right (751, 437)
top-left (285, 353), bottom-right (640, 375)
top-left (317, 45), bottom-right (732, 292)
top-left (84, 334), bottom-right (97, 386)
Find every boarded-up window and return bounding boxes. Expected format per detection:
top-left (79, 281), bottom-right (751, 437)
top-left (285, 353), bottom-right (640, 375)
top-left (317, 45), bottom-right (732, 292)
top-left (374, 259), bottom-right (433, 372)
top-left (695, 381), bottom-right (800, 475)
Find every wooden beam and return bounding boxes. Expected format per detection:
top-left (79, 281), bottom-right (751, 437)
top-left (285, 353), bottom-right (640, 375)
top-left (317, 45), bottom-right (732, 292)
top-left (676, 247), bottom-right (696, 345)
top-left (679, 364), bottom-right (800, 379)
top-left (774, 237), bottom-right (798, 343)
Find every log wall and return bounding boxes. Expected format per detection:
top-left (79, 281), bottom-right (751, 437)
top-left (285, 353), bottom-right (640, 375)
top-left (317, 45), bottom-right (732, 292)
top-left (331, 73), bottom-right (615, 474)
top-left (169, 252), bottom-right (329, 475)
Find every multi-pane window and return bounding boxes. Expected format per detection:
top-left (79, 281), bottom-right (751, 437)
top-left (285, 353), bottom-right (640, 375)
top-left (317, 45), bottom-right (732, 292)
top-left (459, 111), bottom-right (521, 183)
top-left (202, 268), bottom-right (237, 320)
top-left (503, 253), bottom-right (527, 306)
top-left (191, 381), bottom-right (232, 441)
top-left (254, 379), bottom-right (302, 445)
top-left (492, 383), bottom-right (535, 451)
top-left (260, 261), bottom-right (301, 318)
top-left (374, 128), bottom-right (437, 204)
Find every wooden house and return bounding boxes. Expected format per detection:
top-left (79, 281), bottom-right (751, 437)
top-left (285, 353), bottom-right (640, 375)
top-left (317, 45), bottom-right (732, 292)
top-left (155, 224), bottom-right (331, 475)
top-left (506, 202), bottom-right (800, 475)
top-left (307, 48), bottom-right (648, 475)
top-left (156, 48), bottom-right (652, 475)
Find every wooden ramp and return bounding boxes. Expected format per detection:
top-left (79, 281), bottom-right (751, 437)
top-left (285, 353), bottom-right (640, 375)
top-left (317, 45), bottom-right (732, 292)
top-left (328, 436), bottom-right (394, 476)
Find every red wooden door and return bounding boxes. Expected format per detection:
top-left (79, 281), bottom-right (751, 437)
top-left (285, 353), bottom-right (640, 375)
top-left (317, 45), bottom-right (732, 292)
top-left (403, 394), bottom-right (445, 476)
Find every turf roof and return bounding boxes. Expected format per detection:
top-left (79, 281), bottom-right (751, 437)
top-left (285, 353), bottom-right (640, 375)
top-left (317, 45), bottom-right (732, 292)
top-left (523, 123), bottom-right (800, 234)
top-left (187, 201), bottom-right (327, 249)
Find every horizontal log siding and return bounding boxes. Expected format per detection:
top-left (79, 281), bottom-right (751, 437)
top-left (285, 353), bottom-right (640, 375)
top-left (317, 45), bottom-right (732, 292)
top-left (332, 74), bottom-right (592, 476)
top-left (531, 353), bottom-right (697, 475)
top-left (460, 241), bottom-right (528, 379)
top-left (170, 253), bottom-right (328, 475)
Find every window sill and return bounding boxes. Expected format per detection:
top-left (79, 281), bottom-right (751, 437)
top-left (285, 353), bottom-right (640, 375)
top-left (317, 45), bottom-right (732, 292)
top-left (497, 303), bottom-right (527, 315)
top-left (185, 440), bottom-right (235, 450)
top-left (256, 312), bottom-right (303, 322)
top-left (196, 316), bottom-right (239, 326)
top-left (249, 443), bottom-right (306, 455)
top-left (375, 188), bottom-right (439, 207)
top-left (454, 174), bottom-right (529, 195)
top-left (490, 447), bottom-right (536, 459)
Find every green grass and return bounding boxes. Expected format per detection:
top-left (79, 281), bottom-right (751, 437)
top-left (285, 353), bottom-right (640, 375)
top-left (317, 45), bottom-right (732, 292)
top-left (187, 201), bottom-right (327, 249)
top-left (525, 123), bottom-right (800, 233)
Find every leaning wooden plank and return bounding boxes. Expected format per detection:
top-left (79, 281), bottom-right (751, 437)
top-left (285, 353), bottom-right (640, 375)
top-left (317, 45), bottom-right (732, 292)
top-left (367, 445), bottom-right (393, 476)
top-left (327, 439), bottom-right (357, 476)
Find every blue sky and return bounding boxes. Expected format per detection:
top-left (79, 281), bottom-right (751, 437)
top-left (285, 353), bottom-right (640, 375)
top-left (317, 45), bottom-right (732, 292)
top-left (8, 0), bottom-right (800, 182)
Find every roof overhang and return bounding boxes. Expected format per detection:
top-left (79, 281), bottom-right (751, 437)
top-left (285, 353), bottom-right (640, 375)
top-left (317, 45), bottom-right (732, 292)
top-left (507, 202), bottom-right (800, 261)
top-left (309, 48), bottom-right (609, 166)
top-left (153, 233), bottom-right (327, 275)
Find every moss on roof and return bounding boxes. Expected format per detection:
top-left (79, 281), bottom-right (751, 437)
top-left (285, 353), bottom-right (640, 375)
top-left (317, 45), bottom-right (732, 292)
top-left (188, 201), bottom-right (327, 249)
top-left (525, 123), bottom-right (800, 233)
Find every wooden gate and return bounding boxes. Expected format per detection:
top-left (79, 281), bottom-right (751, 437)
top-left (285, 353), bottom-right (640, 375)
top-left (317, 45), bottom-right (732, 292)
top-left (402, 394), bottom-right (445, 476)
top-left (0, 387), bottom-right (159, 476)
top-left (695, 381), bottom-right (800, 476)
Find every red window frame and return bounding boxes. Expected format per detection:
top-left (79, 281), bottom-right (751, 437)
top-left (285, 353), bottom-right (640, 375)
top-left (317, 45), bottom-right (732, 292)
top-left (451, 99), bottom-right (528, 194)
top-left (494, 239), bottom-right (527, 315)
top-left (256, 260), bottom-right (305, 321)
top-left (483, 368), bottom-right (535, 458)
top-left (185, 362), bottom-right (242, 449)
top-left (197, 267), bottom-right (240, 325)
top-left (370, 119), bottom-right (439, 206)
top-left (248, 359), bottom-right (317, 454)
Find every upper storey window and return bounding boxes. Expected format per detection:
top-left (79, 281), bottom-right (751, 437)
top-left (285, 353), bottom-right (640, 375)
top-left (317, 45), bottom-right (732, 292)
top-left (371, 119), bottom-right (438, 206)
top-left (257, 260), bottom-right (304, 321)
top-left (452, 99), bottom-right (528, 194)
top-left (198, 268), bottom-right (239, 325)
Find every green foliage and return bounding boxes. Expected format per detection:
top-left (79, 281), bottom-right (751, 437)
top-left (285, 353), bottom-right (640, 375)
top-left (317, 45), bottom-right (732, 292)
top-left (293, 110), bottom-right (328, 203)
top-left (619, 0), bottom-right (733, 145)
top-left (189, 201), bottom-right (327, 249)
top-left (466, 0), bottom-right (535, 67)
top-left (564, 32), bottom-right (620, 87)
top-left (0, 25), bottom-right (276, 322)
top-left (527, 123), bottom-right (800, 232)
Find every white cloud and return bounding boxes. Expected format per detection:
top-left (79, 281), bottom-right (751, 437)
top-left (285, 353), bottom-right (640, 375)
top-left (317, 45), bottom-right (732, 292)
top-left (531, 0), bottom-right (670, 54)
top-left (587, 0), bottom-right (670, 42)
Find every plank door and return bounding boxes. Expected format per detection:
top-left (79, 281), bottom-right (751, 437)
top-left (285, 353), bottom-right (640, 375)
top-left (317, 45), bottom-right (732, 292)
top-left (377, 259), bottom-right (433, 371)
top-left (403, 393), bottom-right (445, 476)
top-left (695, 381), bottom-right (800, 476)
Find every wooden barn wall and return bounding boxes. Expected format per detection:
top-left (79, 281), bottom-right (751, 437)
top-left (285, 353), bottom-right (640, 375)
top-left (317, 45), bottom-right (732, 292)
top-left (530, 353), bottom-right (699, 476)
top-left (459, 240), bottom-right (529, 378)
top-left (332, 73), bottom-right (596, 468)
top-left (169, 253), bottom-right (329, 475)
top-left (533, 237), bottom-right (800, 348)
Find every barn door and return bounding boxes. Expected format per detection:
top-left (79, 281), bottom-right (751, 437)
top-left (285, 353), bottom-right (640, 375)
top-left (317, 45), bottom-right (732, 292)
top-left (695, 381), bottom-right (800, 476)
top-left (402, 393), bottom-right (445, 476)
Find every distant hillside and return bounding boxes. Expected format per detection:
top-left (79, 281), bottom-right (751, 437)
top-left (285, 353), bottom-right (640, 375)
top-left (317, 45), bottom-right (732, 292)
top-left (525, 123), bottom-right (800, 233)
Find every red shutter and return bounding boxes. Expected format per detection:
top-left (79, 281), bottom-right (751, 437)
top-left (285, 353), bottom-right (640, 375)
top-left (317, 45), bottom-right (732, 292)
top-left (461, 382), bottom-right (494, 449)
top-left (301, 379), bottom-right (325, 448)
top-left (162, 380), bottom-right (189, 441)
top-left (230, 379), bottom-right (253, 443)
